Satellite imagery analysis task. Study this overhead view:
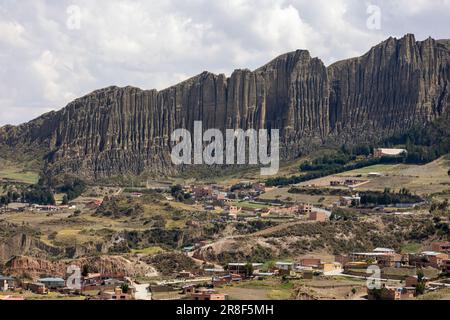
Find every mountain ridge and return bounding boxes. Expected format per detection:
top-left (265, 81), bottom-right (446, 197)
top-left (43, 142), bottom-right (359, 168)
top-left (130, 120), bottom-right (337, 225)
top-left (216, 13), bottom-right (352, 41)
top-left (0, 34), bottom-right (449, 180)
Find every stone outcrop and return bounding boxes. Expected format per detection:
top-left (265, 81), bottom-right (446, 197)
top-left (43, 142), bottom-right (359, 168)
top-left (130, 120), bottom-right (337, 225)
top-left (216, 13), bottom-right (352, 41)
top-left (0, 34), bottom-right (448, 180)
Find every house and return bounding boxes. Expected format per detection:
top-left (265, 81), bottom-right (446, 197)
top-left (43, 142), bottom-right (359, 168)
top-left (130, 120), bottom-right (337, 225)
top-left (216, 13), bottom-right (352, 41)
top-left (339, 195), bottom-right (361, 207)
top-left (189, 288), bottom-right (228, 301)
top-left (335, 255), bottom-right (351, 266)
top-left (213, 191), bottom-right (228, 201)
top-left (130, 192), bottom-right (143, 198)
top-left (269, 206), bottom-right (299, 216)
top-left (150, 285), bottom-right (180, 300)
top-left (4, 202), bottom-right (29, 212)
top-left (431, 241), bottom-right (450, 254)
top-left (0, 275), bottom-right (15, 291)
top-left (25, 282), bottom-right (48, 295)
top-left (344, 179), bottom-right (365, 186)
top-left (82, 273), bottom-right (104, 286)
top-left (298, 203), bottom-right (313, 214)
top-left (177, 270), bottom-right (195, 279)
top-left (275, 262), bottom-right (294, 271)
top-left (405, 275), bottom-right (430, 288)
top-left (409, 252), bottom-right (449, 269)
top-left (330, 180), bottom-right (345, 187)
top-left (227, 263), bottom-right (263, 276)
top-left (100, 286), bottom-right (135, 300)
top-left (212, 274), bottom-right (242, 287)
top-left (0, 295), bottom-right (25, 300)
top-left (308, 211), bottom-right (327, 222)
top-left (373, 248), bottom-right (396, 254)
top-left (31, 205), bottom-right (62, 212)
top-left (368, 285), bottom-right (402, 300)
top-left (193, 186), bottom-right (213, 199)
top-left (346, 248), bottom-right (406, 268)
top-left (374, 148), bottom-right (407, 158)
top-left (298, 259), bottom-right (322, 268)
top-left (38, 277), bottom-right (66, 289)
top-left (368, 172), bottom-right (384, 178)
top-left (252, 183), bottom-right (266, 193)
top-left (321, 262), bottom-right (343, 275)
top-left (228, 206), bottom-right (241, 220)
top-left (182, 246), bottom-right (196, 254)
top-left (376, 253), bottom-right (403, 268)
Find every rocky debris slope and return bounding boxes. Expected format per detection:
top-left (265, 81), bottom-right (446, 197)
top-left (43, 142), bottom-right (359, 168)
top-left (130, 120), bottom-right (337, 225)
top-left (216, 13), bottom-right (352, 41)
top-left (0, 35), bottom-right (448, 180)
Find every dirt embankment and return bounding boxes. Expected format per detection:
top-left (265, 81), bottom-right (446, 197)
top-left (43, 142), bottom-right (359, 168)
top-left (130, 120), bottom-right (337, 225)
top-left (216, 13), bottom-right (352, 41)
top-left (2, 255), bottom-right (157, 280)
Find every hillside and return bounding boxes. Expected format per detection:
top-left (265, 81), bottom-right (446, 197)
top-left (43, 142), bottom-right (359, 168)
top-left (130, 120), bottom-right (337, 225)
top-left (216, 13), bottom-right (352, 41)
top-left (0, 34), bottom-right (449, 181)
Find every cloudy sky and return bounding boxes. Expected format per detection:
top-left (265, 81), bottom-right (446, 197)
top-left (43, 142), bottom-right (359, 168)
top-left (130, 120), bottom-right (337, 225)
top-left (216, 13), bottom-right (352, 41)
top-left (0, 0), bottom-right (449, 126)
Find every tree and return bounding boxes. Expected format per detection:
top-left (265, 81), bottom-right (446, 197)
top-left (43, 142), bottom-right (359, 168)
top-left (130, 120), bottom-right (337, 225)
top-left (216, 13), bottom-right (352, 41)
top-left (415, 269), bottom-right (426, 296)
top-left (244, 263), bottom-right (254, 278)
top-left (81, 265), bottom-right (90, 277)
top-left (62, 195), bottom-right (69, 205)
top-left (121, 283), bottom-right (130, 294)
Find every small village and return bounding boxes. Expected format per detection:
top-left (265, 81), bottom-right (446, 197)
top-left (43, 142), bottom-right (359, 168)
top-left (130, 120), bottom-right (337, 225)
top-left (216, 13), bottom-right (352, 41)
top-left (0, 148), bottom-right (449, 300)
top-left (0, 241), bottom-right (449, 300)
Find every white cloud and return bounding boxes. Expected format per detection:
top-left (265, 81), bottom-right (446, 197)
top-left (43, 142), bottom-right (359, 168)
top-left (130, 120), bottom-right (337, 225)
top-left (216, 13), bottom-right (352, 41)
top-left (0, 0), bottom-right (449, 125)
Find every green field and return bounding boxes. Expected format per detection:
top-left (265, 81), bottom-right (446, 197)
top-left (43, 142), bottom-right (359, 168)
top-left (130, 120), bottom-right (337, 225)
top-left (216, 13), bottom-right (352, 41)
top-left (401, 242), bottom-right (422, 254)
top-left (131, 246), bottom-right (166, 255)
top-left (0, 163), bottom-right (39, 184)
top-left (232, 201), bottom-right (270, 210)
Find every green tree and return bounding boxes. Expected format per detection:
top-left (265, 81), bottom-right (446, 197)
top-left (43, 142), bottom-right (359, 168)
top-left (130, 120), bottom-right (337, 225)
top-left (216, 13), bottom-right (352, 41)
top-left (62, 195), bottom-right (69, 205)
top-left (415, 269), bottom-right (426, 296)
top-left (121, 283), bottom-right (130, 294)
top-left (81, 265), bottom-right (90, 277)
top-left (244, 263), bottom-right (254, 278)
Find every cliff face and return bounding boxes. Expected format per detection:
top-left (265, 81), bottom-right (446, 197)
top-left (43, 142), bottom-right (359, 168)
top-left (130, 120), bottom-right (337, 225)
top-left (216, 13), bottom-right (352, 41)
top-left (328, 35), bottom-right (450, 142)
top-left (0, 34), bottom-right (448, 180)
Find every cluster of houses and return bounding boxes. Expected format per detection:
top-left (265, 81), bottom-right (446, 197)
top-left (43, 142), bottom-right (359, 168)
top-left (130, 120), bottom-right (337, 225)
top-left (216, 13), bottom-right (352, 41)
top-left (0, 202), bottom-right (77, 214)
top-left (0, 272), bottom-right (137, 300)
top-left (186, 182), bottom-right (266, 202)
top-left (160, 241), bottom-right (450, 301)
top-left (336, 243), bottom-right (450, 273)
top-left (175, 181), bottom-right (335, 224)
top-left (333, 242), bottom-right (450, 300)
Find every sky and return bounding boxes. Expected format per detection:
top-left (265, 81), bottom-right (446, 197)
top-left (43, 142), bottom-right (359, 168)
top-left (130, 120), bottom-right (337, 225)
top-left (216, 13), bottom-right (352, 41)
top-left (0, 0), bottom-right (449, 126)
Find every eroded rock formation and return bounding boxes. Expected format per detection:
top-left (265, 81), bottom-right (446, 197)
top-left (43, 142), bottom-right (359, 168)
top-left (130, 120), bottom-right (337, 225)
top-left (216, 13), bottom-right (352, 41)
top-left (0, 34), bottom-right (448, 180)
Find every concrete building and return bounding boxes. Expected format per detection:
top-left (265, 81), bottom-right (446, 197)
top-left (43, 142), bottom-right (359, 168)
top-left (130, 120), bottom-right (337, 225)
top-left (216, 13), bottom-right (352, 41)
top-left (38, 277), bottom-right (66, 289)
top-left (0, 275), bottom-right (15, 292)
top-left (25, 282), bottom-right (48, 295)
top-left (298, 203), bottom-right (313, 214)
top-left (228, 263), bottom-right (263, 275)
top-left (431, 241), bottom-right (450, 254)
top-left (367, 285), bottom-right (402, 300)
top-left (410, 252), bottom-right (449, 269)
top-left (275, 262), bottom-right (295, 271)
top-left (374, 148), bottom-right (407, 157)
top-left (100, 286), bottom-right (135, 300)
top-left (189, 288), bottom-right (228, 301)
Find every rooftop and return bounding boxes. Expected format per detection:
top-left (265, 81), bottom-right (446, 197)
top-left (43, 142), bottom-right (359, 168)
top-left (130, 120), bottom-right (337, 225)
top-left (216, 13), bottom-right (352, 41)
top-left (39, 277), bottom-right (65, 282)
top-left (373, 248), bottom-right (395, 253)
top-left (228, 263), bottom-right (263, 267)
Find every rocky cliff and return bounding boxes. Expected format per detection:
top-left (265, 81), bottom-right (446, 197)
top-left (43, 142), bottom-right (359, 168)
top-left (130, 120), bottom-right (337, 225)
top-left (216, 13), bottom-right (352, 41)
top-left (0, 34), bottom-right (448, 180)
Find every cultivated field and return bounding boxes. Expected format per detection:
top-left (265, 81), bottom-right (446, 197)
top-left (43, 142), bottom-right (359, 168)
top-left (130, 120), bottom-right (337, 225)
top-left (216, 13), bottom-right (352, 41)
top-left (295, 157), bottom-right (450, 196)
